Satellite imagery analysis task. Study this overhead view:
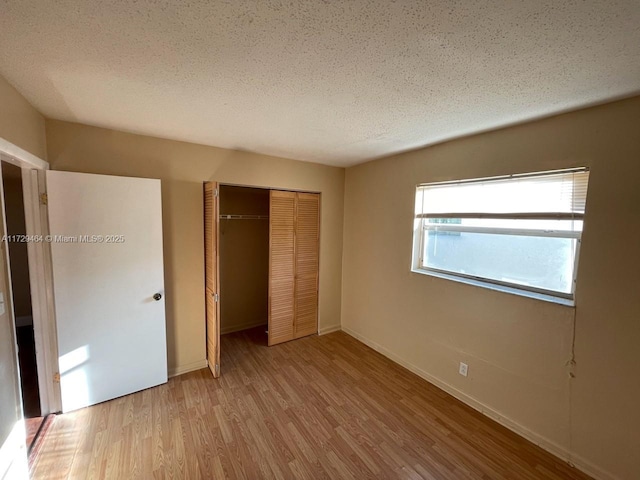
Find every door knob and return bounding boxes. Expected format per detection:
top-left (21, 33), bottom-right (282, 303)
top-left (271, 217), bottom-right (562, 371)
top-left (153, 293), bottom-right (162, 301)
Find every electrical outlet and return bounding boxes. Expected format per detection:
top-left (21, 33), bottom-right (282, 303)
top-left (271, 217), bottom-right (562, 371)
top-left (459, 362), bottom-right (468, 377)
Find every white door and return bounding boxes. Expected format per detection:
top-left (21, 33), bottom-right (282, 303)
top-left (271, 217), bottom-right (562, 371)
top-left (46, 171), bottom-right (167, 412)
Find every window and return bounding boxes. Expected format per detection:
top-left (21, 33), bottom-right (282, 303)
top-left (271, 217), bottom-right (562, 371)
top-left (412, 168), bottom-right (590, 302)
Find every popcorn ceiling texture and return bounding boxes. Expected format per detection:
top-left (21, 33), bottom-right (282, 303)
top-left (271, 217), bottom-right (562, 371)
top-left (0, 0), bottom-right (639, 166)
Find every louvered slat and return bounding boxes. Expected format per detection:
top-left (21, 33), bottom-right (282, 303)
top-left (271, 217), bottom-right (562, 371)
top-left (268, 190), bottom-right (296, 345)
top-left (294, 193), bottom-right (319, 339)
top-left (205, 187), bottom-right (214, 291)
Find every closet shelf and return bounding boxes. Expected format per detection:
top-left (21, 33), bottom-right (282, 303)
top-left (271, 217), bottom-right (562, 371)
top-left (219, 214), bottom-right (268, 220)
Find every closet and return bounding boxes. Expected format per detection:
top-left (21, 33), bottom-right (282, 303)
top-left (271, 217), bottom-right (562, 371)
top-left (204, 183), bottom-right (320, 377)
top-left (219, 186), bottom-right (270, 337)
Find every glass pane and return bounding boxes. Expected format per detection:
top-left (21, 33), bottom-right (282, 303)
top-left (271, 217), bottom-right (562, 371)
top-left (422, 230), bottom-right (577, 294)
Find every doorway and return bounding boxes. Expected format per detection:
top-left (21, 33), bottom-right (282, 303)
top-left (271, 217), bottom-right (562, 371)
top-left (219, 185), bottom-right (270, 348)
top-left (1, 161), bottom-right (42, 448)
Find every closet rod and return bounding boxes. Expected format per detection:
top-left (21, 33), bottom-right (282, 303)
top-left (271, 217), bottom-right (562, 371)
top-left (219, 214), bottom-right (268, 220)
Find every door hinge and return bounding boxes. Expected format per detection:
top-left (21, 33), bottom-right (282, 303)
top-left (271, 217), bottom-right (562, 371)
top-left (215, 363), bottom-right (220, 376)
top-left (214, 188), bottom-right (219, 197)
top-left (53, 372), bottom-right (60, 383)
top-left (40, 193), bottom-right (48, 205)
top-left (214, 292), bottom-right (219, 302)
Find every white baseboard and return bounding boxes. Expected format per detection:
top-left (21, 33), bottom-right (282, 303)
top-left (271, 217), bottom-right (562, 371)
top-left (318, 324), bottom-right (341, 335)
top-left (169, 359), bottom-right (208, 378)
top-left (221, 321), bottom-right (267, 335)
top-left (341, 326), bottom-right (616, 480)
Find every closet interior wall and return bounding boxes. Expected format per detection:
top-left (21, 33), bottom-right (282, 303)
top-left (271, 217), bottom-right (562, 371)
top-left (219, 185), bottom-right (270, 335)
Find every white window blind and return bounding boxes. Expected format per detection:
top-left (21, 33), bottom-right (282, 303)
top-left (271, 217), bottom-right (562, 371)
top-left (415, 168), bottom-right (589, 218)
top-left (412, 168), bottom-right (590, 300)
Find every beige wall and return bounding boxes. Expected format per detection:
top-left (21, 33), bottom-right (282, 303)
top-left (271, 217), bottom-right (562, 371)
top-left (0, 73), bottom-right (45, 468)
top-left (219, 185), bottom-right (269, 334)
top-left (45, 120), bottom-right (345, 376)
top-left (342, 96), bottom-right (640, 480)
top-left (0, 74), bottom-right (47, 159)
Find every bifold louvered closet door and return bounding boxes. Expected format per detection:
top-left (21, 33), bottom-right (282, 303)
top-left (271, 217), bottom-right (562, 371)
top-left (204, 182), bottom-right (220, 378)
top-left (268, 190), bottom-right (320, 346)
top-left (294, 193), bottom-right (320, 339)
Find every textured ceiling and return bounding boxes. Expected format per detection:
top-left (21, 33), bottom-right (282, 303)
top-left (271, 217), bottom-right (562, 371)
top-left (1, 1), bottom-right (639, 167)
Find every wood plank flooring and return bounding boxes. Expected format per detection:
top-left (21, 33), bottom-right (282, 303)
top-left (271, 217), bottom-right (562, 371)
top-left (31, 328), bottom-right (592, 479)
top-left (25, 416), bottom-right (44, 452)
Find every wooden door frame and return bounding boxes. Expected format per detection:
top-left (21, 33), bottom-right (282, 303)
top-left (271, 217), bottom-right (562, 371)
top-left (0, 137), bottom-right (61, 415)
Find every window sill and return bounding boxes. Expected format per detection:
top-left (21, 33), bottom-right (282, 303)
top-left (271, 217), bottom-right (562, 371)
top-left (410, 268), bottom-right (575, 307)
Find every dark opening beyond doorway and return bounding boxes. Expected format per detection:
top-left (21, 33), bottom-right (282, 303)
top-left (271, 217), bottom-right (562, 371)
top-left (2, 161), bottom-right (40, 419)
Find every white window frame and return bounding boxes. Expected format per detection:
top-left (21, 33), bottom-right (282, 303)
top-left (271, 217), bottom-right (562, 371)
top-left (411, 168), bottom-right (588, 305)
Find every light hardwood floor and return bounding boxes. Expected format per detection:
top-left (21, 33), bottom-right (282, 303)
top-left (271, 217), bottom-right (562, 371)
top-left (31, 328), bottom-right (592, 479)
